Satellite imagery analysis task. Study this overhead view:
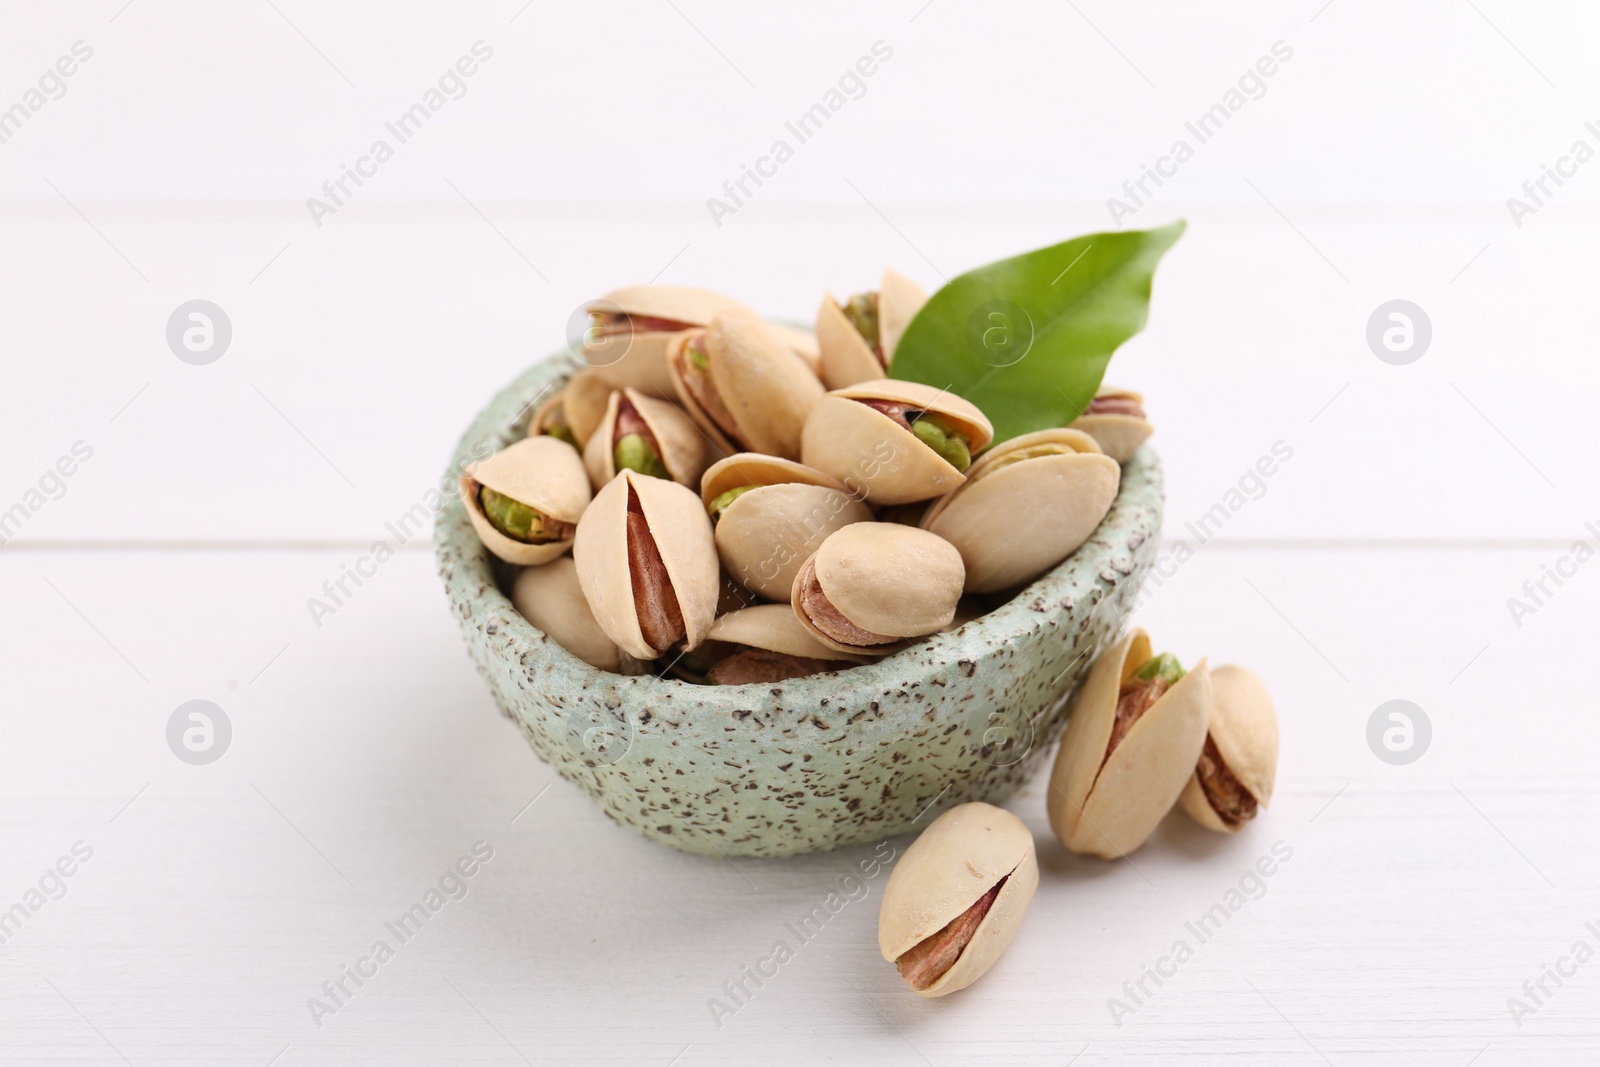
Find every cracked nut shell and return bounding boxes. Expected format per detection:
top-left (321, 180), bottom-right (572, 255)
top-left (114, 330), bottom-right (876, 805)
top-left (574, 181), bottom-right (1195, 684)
top-left (1178, 664), bottom-right (1278, 833)
top-left (877, 802), bottom-right (1038, 998)
top-left (572, 469), bottom-right (719, 660)
top-left (461, 436), bottom-right (591, 566)
top-left (1046, 629), bottom-right (1211, 859)
top-left (921, 427), bottom-right (1120, 593)
top-left (800, 379), bottom-right (994, 506)
top-left (790, 522), bottom-right (964, 654)
top-left (582, 387), bottom-right (707, 491)
top-left (1069, 386), bottom-right (1153, 464)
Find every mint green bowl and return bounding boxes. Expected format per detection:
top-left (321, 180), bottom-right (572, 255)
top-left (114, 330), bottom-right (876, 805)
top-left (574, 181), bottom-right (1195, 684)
top-left (436, 355), bottom-right (1163, 857)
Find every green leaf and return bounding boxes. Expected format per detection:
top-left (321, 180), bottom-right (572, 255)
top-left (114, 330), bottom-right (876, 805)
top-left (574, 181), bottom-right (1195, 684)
top-left (889, 221), bottom-right (1185, 445)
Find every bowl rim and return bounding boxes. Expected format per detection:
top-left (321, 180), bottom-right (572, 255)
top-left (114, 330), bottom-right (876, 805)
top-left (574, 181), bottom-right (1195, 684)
top-left (435, 353), bottom-right (1161, 706)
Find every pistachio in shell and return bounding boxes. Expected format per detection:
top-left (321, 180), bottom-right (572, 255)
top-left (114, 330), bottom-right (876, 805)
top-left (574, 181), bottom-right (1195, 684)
top-left (921, 428), bottom-right (1120, 593)
top-left (528, 368), bottom-right (612, 449)
top-left (1046, 630), bottom-right (1211, 859)
top-left (790, 522), bottom-right (964, 654)
top-left (815, 267), bottom-right (928, 390)
top-left (572, 469), bottom-right (719, 660)
top-left (1068, 386), bottom-right (1153, 463)
top-left (461, 436), bottom-right (591, 566)
top-left (878, 802), bottom-right (1038, 997)
top-left (666, 309), bottom-right (824, 460)
top-left (800, 379), bottom-right (994, 506)
top-left (1179, 665), bottom-right (1278, 833)
top-left (510, 558), bottom-right (622, 671)
top-left (700, 453), bottom-right (872, 602)
top-left (583, 285), bottom-right (755, 399)
top-left (696, 604), bottom-right (867, 684)
top-left (583, 387), bottom-right (707, 491)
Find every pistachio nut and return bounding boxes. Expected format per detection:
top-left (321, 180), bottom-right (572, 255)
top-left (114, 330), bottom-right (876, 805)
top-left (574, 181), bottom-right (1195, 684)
top-left (528, 368), bottom-right (612, 450)
top-left (1047, 630), bottom-right (1211, 859)
top-left (510, 558), bottom-right (623, 671)
top-left (878, 802), bottom-right (1038, 997)
top-left (582, 387), bottom-right (707, 491)
top-left (790, 522), bottom-right (964, 654)
top-left (1068, 386), bottom-right (1153, 463)
top-left (815, 267), bottom-right (928, 390)
top-left (1179, 665), bottom-right (1278, 833)
top-left (583, 285), bottom-right (755, 399)
top-left (461, 436), bottom-right (591, 566)
top-left (573, 469), bottom-right (720, 660)
top-left (921, 428), bottom-right (1120, 593)
top-left (700, 453), bottom-right (873, 602)
top-left (666, 309), bottom-right (824, 460)
top-left (696, 604), bottom-right (867, 684)
top-left (800, 379), bottom-right (994, 506)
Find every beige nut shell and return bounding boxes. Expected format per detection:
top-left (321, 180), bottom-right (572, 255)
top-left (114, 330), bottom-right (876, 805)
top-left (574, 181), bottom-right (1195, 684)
top-left (763, 321), bottom-right (823, 377)
top-left (572, 470), bottom-right (719, 660)
top-left (1178, 665), bottom-right (1279, 833)
top-left (815, 267), bottom-right (928, 390)
top-left (702, 454), bottom-right (871, 602)
top-left (922, 428), bottom-right (1120, 593)
top-left (510, 558), bottom-right (620, 671)
top-left (582, 388), bottom-right (708, 491)
top-left (668, 309), bottom-right (824, 460)
top-left (877, 802), bottom-right (1039, 998)
top-left (705, 604), bottom-right (864, 662)
top-left (583, 286), bottom-right (755, 399)
top-left (800, 380), bottom-right (995, 506)
top-left (791, 523), bottom-right (964, 653)
top-left (1046, 630), bottom-right (1211, 859)
top-left (461, 436), bottom-right (592, 566)
top-left (1069, 386), bottom-right (1153, 463)
top-left (528, 368), bottom-right (613, 449)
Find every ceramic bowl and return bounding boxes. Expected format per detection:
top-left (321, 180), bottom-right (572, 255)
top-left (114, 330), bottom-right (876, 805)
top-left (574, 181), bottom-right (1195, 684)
top-left (435, 354), bottom-right (1163, 857)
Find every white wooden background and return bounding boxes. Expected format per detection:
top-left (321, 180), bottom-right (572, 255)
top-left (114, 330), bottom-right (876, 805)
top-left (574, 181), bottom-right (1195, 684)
top-left (3, 1), bottom-right (1598, 1063)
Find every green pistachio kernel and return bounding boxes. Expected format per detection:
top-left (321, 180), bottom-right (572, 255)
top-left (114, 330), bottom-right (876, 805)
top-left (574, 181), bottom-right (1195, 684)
top-left (479, 486), bottom-right (560, 544)
top-left (614, 433), bottom-right (670, 479)
top-left (909, 414), bottom-right (971, 472)
top-left (842, 292), bottom-right (880, 349)
top-left (708, 485), bottom-right (757, 524)
top-left (687, 340), bottom-right (710, 371)
top-left (1133, 652), bottom-right (1186, 686)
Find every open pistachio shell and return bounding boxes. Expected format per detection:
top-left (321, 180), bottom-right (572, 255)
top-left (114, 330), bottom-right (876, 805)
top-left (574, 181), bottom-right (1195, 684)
top-left (1069, 386), bottom-right (1153, 463)
top-left (529, 368), bottom-right (612, 449)
top-left (1179, 665), bottom-right (1279, 833)
top-left (790, 523), bottom-right (964, 654)
top-left (701, 454), bottom-right (872, 601)
top-left (1046, 630), bottom-right (1211, 859)
top-left (922, 428), bottom-right (1120, 593)
top-left (666, 309), bottom-right (824, 460)
top-left (461, 436), bottom-right (591, 566)
top-left (878, 802), bottom-right (1038, 998)
top-left (706, 604), bottom-right (866, 662)
top-left (584, 286), bottom-right (755, 399)
top-left (582, 388), bottom-right (707, 491)
top-left (815, 267), bottom-right (928, 390)
top-left (510, 558), bottom-right (620, 671)
top-left (800, 379), bottom-right (995, 506)
top-left (572, 470), bottom-right (719, 660)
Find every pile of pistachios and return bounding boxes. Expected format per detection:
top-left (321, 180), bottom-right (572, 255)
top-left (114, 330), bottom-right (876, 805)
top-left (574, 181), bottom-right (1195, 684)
top-left (878, 632), bottom-right (1280, 997)
top-left (465, 274), bottom-right (1155, 684)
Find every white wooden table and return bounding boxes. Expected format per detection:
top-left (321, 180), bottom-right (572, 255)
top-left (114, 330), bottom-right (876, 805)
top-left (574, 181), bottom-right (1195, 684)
top-left (4, 2), bottom-right (1597, 1063)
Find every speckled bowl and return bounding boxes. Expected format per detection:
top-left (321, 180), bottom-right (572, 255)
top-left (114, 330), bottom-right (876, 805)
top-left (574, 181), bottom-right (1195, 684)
top-left (436, 354), bottom-right (1163, 857)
